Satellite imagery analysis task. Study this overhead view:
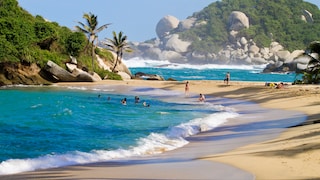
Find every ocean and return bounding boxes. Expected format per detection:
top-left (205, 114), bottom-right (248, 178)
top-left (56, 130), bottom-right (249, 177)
top-left (125, 58), bottom-right (301, 82)
top-left (0, 58), bottom-right (302, 175)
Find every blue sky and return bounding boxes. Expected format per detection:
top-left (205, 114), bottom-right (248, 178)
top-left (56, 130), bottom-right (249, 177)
top-left (18, 0), bottom-right (320, 42)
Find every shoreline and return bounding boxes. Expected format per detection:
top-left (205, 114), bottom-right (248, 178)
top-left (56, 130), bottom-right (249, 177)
top-left (2, 80), bottom-right (320, 179)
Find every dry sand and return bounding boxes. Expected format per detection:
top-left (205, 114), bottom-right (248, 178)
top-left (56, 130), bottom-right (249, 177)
top-left (2, 80), bottom-right (320, 179)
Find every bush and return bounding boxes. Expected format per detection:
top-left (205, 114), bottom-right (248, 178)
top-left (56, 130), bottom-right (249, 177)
top-left (65, 32), bottom-right (86, 57)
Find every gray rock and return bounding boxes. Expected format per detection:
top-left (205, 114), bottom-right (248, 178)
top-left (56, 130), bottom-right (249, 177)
top-left (45, 61), bottom-right (99, 82)
top-left (117, 71), bottom-right (131, 80)
top-left (294, 56), bottom-right (310, 64)
top-left (134, 72), bottom-right (164, 81)
top-left (297, 63), bottom-right (308, 70)
top-left (156, 15), bottom-right (179, 39)
top-left (276, 50), bottom-right (291, 62)
top-left (249, 45), bottom-right (260, 54)
top-left (228, 11), bottom-right (249, 31)
top-left (162, 50), bottom-right (186, 62)
top-left (164, 34), bottom-right (191, 53)
top-left (270, 42), bottom-right (284, 53)
top-left (240, 37), bottom-right (248, 46)
top-left (178, 17), bottom-right (196, 31)
top-left (301, 9), bottom-right (313, 23)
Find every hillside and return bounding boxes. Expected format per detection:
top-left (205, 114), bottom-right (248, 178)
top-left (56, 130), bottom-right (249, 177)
top-left (0, 0), bottom-right (125, 85)
top-left (184, 0), bottom-right (320, 52)
top-left (126, 0), bottom-right (320, 70)
top-left (0, 0), bottom-right (88, 65)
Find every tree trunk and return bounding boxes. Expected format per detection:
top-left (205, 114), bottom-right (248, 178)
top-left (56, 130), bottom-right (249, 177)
top-left (112, 54), bottom-right (119, 73)
top-left (91, 41), bottom-right (95, 72)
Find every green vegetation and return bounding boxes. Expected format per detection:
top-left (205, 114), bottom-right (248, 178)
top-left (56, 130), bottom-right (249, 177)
top-left (295, 41), bottom-right (320, 84)
top-left (180, 0), bottom-right (320, 53)
top-left (104, 31), bottom-right (132, 72)
top-left (0, 0), bottom-right (122, 80)
top-left (75, 12), bottom-right (110, 72)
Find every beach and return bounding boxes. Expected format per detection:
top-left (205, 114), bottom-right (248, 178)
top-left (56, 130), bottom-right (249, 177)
top-left (2, 80), bottom-right (320, 179)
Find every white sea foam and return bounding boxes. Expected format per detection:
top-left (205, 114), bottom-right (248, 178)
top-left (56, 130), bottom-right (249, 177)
top-left (0, 106), bottom-right (238, 175)
top-left (123, 57), bottom-right (267, 70)
top-left (30, 104), bottom-right (43, 109)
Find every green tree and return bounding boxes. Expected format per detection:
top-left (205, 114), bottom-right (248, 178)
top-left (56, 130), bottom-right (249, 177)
top-left (104, 31), bottom-right (132, 72)
top-left (34, 21), bottom-right (57, 50)
top-left (75, 12), bottom-right (110, 72)
top-left (65, 32), bottom-right (86, 57)
top-left (298, 41), bottom-right (320, 84)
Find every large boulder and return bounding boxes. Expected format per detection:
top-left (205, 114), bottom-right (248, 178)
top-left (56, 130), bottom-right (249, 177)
top-left (44, 61), bottom-right (100, 82)
top-left (294, 56), bottom-right (310, 65)
top-left (156, 15), bottom-right (179, 39)
top-left (134, 72), bottom-right (164, 81)
top-left (276, 50), bottom-right (291, 62)
top-left (270, 42), bottom-right (284, 53)
top-left (285, 50), bottom-right (304, 64)
top-left (301, 9), bottom-right (313, 23)
top-left (178, 17), bottom-right (196, 31)
top-left (164, 34), bottom-right (191, 53)
top-left (228, 11), bottom-right (249, 31)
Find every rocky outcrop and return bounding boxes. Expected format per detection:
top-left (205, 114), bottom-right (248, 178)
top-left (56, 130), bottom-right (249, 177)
top-left (134, 72), bottom-right (165, 81)
top-left (228, 11), bottom-right (249, 31)
top-left (164, 34), bottom-right (191, 53)
top-left (124, 9), bottom-right (315, 73)
top-left (0, 62), bottom-right (51, 86)
top-left (44, 60), bottom-right (102, 82)
top-left (156, 15), bottom-right (179, 39)
top-left (178, 17), bottom-right (196, 31)
top-left (99, 52), bottom-right (132, 80)
top-left (301, 9), bottom-right (314, 23)
top-left (0, 51), bottom-right (135, 86)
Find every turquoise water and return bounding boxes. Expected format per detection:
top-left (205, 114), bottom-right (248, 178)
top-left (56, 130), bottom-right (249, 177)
top-left (0, 85), bottom-right (235, 175)
top-left (125, 58), bottom-right (301, 83)
top-left (0, 59), bottom-right (303, 175)
top-left (130, 67), bottom-right (300, 82)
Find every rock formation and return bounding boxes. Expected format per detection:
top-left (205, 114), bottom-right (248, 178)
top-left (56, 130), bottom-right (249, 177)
top-left (156, 15), bottom-right (180, 39)
top-left (228, 11), bottom-right (249, 31)
top-left (124, 9), bottom-right (315, 73)
top-left (44, 60), bottom-right (102, 82)
top-left (0, 62), bottom-right (51, 86)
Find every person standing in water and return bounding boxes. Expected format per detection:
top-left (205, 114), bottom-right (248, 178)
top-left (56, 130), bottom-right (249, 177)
top-left (121, 98), bottom-right (127, 105)
top-left (199, 93), bottom-right (205, 102)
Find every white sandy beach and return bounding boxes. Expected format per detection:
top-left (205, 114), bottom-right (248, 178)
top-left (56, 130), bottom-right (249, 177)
top-left (2, 80), bottom-right (320, 180)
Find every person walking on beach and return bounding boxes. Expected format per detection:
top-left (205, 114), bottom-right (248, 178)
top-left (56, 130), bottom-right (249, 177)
top-left (185, 81), bottom-right (189, 96)
top-left (224, 72), bottom-right (230, 85)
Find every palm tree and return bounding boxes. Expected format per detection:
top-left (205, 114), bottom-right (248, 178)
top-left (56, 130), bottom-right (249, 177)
top-left (75, 12), bottom-right (110, 72)
top-left (104, 31), bottom-right (132, 72)
top-left (299, 41), bottom-right (320, 84)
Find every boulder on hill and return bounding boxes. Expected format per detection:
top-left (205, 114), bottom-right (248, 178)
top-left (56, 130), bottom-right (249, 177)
top-left (156, 15), bottom-right (179, 39)
top-left (228, 11), bottom-right (249, 31)
top-left (44, 60), bottom-right (101, 82)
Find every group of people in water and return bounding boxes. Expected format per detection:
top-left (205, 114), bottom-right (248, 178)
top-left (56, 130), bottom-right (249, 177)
top-left (98, 95), bottom-right (150, 107)
top-left (121, 96), bottom-right (150, 107)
